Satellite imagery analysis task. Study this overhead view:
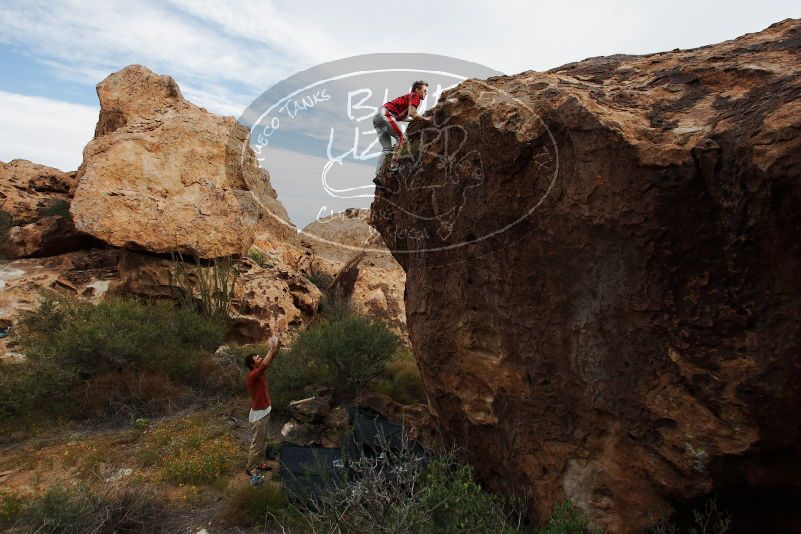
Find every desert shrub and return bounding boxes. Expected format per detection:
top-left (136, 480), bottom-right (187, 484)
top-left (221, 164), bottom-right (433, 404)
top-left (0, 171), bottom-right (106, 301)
top-left (419, 460), bottom-right (523, 534)
top-left (17, 485), bottom-right (95, 533)
top-left (307, 271), bottom-right (333, 291)
top-left (42, 199), bottom-right (72, 221)
top-left (247, 248), bottom-right (269, 267)
top-left (290, 431), bottom-right (526, 534)
top-left (369, 352), bottom-right (426, 405)
top-left (0, 489), bottom-right (24, 523)
top-left (0, 485), bottom-right (171, 534)
top-left (172, 253), bottom-right (237, 322)
top-left (290, 314), bottom-right (399, 394)
top-left (18, 294), bottom-right (225, 377)
top-left (0, 362), bottom-right (77, 421)
top-left (269, 346), bottom-right (328, 408)
top-left (220, 482), bottom-right (291, 528)
top-left (538, 501), bottom-right (595, 534)
top-left (140, 416), bottom-right (238, 485)
top-left (0, 210), bottom-right (12, 258)
top-left (78, 371), bottom-right (191, 419)
top-left (3, 294), bottom-right (227, 423)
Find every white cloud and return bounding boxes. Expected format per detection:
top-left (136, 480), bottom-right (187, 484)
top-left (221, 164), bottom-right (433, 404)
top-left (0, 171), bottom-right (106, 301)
top-left (267, 0), bottom-right (801, 74)
top-left (0, 91), bottom-right (98, 171)
top-left (2, 1), bottom-right (799, 117)
top-left (0, 0), bottom-right (316, 116)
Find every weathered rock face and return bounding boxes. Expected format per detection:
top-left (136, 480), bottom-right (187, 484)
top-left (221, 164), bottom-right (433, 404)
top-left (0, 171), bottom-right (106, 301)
top-left (0, 159), bottom-right (76, 224)
top-left (0, 160), bottom-right (93, 259)
top-left (0, 250), bottom-right (120, 360)
top-left (6, 216), bottom-right (99, 258)
top-left (302, 209), bottom-right (407, 339)
top-left (372, 20), bottom-right (801, 533)
top-left (116, 250), bottom-right (320, 343)
top-left (71, 65), bottom-right (295, 259)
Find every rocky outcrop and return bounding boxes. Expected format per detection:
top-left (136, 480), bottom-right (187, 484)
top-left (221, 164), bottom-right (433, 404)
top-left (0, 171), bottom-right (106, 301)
top-left (6, 216), bottom-right (99, 258)
top-left (372, 20), bottom-right (801, 532)
top-left (302, 209), bottom-right (407, 338)
top-left (279, 393), bottom-right (433, 448)
top-left (0, 160), bottom-right (76, 224)
top-left (0, 249), bottom-right (120, 360)
top-left (116, 250), bottom-right (320, 343)
top-left (0, 160), bottom-right (93, 259)
top-left (71, 65), bottom-right (295, 259)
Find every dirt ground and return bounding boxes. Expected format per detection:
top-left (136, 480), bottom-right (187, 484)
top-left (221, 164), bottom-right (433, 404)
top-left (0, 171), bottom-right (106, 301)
top-left (0, 398), bottom-right (291, 533)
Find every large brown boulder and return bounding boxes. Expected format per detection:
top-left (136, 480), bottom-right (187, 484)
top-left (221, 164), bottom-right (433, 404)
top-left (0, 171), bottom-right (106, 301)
top-left (371, 20), bottom-right (801, 532)
top-left (71, 65), bottom-right (295, 259)
top-left (302, 208), bottom-right (407, 339)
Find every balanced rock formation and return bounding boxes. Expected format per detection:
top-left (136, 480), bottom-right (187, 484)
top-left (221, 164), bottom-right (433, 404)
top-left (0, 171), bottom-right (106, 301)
top-left (71, 65), bottom-right (295, 259)
top-left (302, 208), bottom-right (406, 338)
top-left (0, 160), bottom-right (93, 258)
top-left (372, 20), bottom-right (801, 532)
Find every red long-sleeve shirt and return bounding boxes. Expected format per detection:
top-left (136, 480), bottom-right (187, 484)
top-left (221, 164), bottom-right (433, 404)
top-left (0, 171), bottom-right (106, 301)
top-left (246, 363), bottom-right (271, 410)
top-left (383, 92), bottom-right (422, 120)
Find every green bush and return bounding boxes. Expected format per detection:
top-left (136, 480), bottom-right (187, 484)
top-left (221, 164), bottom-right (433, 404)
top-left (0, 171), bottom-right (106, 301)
top-left (0, 489), bottom-right (25, 523)
top-left (290, 314), bottom-right (399, 394)
top-left (221, 482), bottom-right (290, 527)
top-left (0, 485), bottom-right (171, 534)
top-left (230, 315), bottom-right (403, 409)
top-left (538, 501), bottom-right (595, 534)
top-left (0, 362), bottom-right (78, 421)
top-left (247, 248), bottom-right (269, 267)
top-left (42, 199), bottom-right (72, 221)
top-left (2, 294), bottom-right (228, 424)
top-left (0, 210), bottom-right (12, 258)
top-left (19, 486), bottom-right (95, 533)
top-left (18, 294), bottom-right (225, 378)
top-left (369, 352), bottom-right (426, 405)
top-left (419, 461), bottom-right (521, 534)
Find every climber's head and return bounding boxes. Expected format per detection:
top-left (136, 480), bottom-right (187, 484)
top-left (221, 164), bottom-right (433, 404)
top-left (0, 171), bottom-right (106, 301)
top-left (412, 80), bottom-right (429, 100)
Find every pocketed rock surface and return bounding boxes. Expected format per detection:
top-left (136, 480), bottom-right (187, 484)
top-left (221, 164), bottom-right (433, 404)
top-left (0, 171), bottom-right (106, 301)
top-left (371, 19), bottom-right (801, 533)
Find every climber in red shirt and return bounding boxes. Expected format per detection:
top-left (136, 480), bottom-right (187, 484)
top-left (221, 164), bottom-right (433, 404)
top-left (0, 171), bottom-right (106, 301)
top-left (243, 335), bottom-right (282, 476)
top-left (373, 80), bottom-right (432, 190)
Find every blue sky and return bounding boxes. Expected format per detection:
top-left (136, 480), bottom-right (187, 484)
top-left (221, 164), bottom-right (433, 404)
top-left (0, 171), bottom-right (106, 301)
top-left (1, 0), bottom-right (799, 227)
